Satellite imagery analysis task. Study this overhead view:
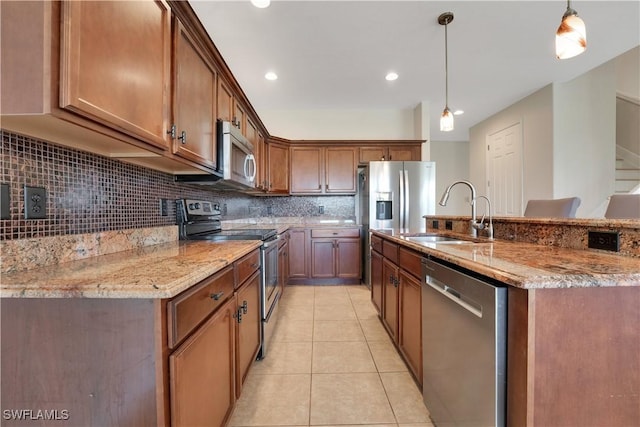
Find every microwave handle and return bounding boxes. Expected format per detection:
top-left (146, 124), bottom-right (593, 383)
top-left (244, 154), bottom-right (257, 183)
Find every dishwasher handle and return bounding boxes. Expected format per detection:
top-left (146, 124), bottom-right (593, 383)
top-left (425, 275), bottom-right (483, 318)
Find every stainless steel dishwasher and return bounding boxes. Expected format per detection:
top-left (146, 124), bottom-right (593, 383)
top-left (422, 257), bottom-right (507, 427)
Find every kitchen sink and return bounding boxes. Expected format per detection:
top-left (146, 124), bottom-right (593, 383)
top-left (402, 235), bottom-right (469, 244)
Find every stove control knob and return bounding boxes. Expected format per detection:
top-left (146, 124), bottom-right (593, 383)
top-left (188, 203), bottom-right (195, 210)
top-left (194, 203), bottom-right (201, 210)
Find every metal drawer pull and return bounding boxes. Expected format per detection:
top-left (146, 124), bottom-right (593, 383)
top-left (234, 308), bottom-right (243, 323)
top-left (210, 291), bottom-right (224, 301)
top-left (251, 263), bottom-right (260, 269)
top-left (241, 300), bottom-right (248, 314)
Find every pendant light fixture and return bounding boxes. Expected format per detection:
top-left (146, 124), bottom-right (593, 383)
top-left (555, 0), bottom-right (586, 59)
top-left (438, 12), bottom-right (454, 132)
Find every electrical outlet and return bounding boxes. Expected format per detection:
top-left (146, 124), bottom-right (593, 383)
top-left (1, 183), bottom-right (10, 220)
top-left (432, 220), bottom-right (439, 229)
top-left (445, 220), bottom-right (453, 230)
top-left (588, 231), bottom-right (620, 252)
top-left (24, 185), bottom-right (47, 219)
top-left (319, 205), bottom-right (324, 215)
top-left (159, 198), bottom-right (168, 216)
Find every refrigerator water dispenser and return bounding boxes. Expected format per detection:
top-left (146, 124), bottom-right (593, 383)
top-left (376, 200), bottom-right (392, 220)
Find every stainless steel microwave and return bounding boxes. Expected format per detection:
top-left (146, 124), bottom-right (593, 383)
top-left (175, 120), bottom-right (256, 190)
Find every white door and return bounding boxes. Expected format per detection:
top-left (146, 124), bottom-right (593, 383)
top-left (486, 122), bottom-right (523, 216)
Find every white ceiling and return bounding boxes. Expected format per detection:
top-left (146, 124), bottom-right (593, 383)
top-left (190, 1), bottom-right (640, 141)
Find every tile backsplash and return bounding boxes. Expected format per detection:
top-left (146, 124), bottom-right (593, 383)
top-left (0, 131), bottom-right (355, 240)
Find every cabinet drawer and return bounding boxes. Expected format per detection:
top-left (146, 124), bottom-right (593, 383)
top-left (235, 249), bottom-right (261, 288)
top-left (399, 247), bottom-right (422, 279)
top-left (168, 265), bottom-right (235, 349)
top-left (382, 240), bottom-right (399, 263)
top-left (311, 228), bottom-right (360, 238)
top-left (371, 234), bottom-right (383, 253)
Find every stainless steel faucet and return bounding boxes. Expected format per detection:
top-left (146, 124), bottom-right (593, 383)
top-left (474, 195), bottom-right (494, 240)
top-left (439, 180), bottom-right (479, 238)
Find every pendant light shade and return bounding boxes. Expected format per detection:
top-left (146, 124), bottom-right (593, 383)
top-left (556, 1), bottom-right (586, 59)
top-left (438, 12), bottom-right (454, 132)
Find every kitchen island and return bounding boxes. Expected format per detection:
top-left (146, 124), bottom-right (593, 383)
top-left (370, 228), bottom-right (639, 427)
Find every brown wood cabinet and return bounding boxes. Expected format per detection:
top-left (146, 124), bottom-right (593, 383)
top-left (288, 228), bottom-right (309, 279)
top-left (398, 248), bottom-right (423, 385)
top-left (288, 227), bottom-right (361, 285)
top-left (268, 142), bottom-right (290, 194)
top-left (359, 145), bottom-right (421, 163)
top-left (59, 0), bottom-right (172, 150)
top-left (370, 246), bottom-right (384, 314)
top-left (290, 146), bottom-right (357, 195)
top-left (382, 257), bottom-right (399, 341)
top-left (234, 271), bottom-right (261, 398)
top-left (217, 78), bottom-right (234, 123)
top-left (171, 18), bottom-right (217, 169)
top-left (278, 232), bottom-right (290, 296)
top-left (170, 296), bottom-right (236, 427)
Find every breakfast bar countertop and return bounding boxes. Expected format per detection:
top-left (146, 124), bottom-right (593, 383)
top-left (0, 240), bottom-right (262, 299)
top-left (372, 229), bottom-right (640, 289)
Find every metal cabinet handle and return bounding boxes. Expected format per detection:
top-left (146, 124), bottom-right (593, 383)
top-left (241, 300), bottom-right (248, 314)
top-left (234, 308), bottom-right (243, 323)
top-left (251, 263), bottom-right (260, 269)
top-left (167, 124), bottom-right (176, 139)
top-left (210, 291), bottom-right (224, 300)
top-left (178, 130), bottom-right (187, 144)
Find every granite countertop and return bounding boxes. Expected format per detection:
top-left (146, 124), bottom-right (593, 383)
top-left (0, 240), bottom-right (262, 299)
top-left (372, 229), bottom-right (640, 289)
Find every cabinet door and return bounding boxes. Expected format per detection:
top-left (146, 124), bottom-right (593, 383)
top-left (235, 271), bottom-right (261, 398)
top-left (399, 269), bottom-right (422, 385)
top-left (325, 147), bottom-right (357, 193)
top-left (288, 228), bottom-right (308, 278)
top-left (290, 147), bottom-right (323, 194)
top-left (172, 20), bottom-right (216, 169)
top-left (336, 238), bottom-right (361, 279)
top-left (268, 142), bottom-right (290, 194)
top-left (233, 101), bottom-right (246, 135)
top-left (60, 1), bottom-right (172, 150)
top-left (170, 297), bottom-right (235, 427)
top-left (382, 258), bottom-right (399, 342)
top-left (217, 78), bottom-right (234, 122)
top-left (359, 147), bottom-right (387, 163)
top-left (311, 239), bottom-right (336, 278)
top-left (255, 133), bottom-right (268, 191)
top-left (388, 145), bottom-right (421, 161)
top-left (370, 250), bottom-right (383, 314)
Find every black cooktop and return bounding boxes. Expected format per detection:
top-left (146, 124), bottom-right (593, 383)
top-left (186, 228), bottom-right (277, 241)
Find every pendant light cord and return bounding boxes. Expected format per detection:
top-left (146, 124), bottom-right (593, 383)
top-left (444, 21), bottom-right (449, 109)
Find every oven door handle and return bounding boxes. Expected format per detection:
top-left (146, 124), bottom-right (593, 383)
top-left (262, 235), bottom-right (280, 248)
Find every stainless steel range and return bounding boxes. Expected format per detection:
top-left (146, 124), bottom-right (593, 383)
top-left (177, 199), bottom-right (279, 359)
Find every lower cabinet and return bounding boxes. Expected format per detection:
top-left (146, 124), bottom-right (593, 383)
top-left (371, 235), bottom-right (423, 387)
top-left (234, 270), bottom-right (261, 398)
top-left (288, 227), bottom-right (361, 285)
top-left (170, 297), bottom-right (236, 427)
top-left (382, 257), bottom-right (399, 341)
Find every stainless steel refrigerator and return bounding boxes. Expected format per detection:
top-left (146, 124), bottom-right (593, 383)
top-left (358, 161), bottom-right (436, 286)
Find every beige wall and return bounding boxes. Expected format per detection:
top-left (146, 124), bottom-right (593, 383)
top-left (431, 141), bottom-right (470, 216)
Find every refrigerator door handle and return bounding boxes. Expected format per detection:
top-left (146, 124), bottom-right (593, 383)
top-left (403, 169), bottom-right (410, 231)
top-left (398, 169), bottom-right (405, 230)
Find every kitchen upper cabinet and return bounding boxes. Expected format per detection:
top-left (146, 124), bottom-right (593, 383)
top-left (325, 147), bottom-right (357, 193)
top-left (268, 142), bottom-right (290, 194)
top-left (290, 146), bottom-right (357, 195)
top-left (234, 102), bottom-right (247, 135)
top-left (59, 0), bottom-right (172, 150)
top-left (359, 145), bottom-right (421, 163)
top-left (254, 131), bottom-right (268, 191)
top-left (171, 19), bottom-right (216, 169)
top-left (217, 78), bottom-right (234, 123)
top-left (170, 297), bottom-right (236, 427)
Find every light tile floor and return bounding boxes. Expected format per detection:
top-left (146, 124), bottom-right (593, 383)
top-left (228, 285), bottom-right (434, 427)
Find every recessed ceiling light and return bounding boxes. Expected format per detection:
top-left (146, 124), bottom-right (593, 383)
top-left (251, 0), bottom-right (270, 8)
top-left (264, 71), bottom-right (278, 81)
top-left (453, 110), bottom-right (464, 115)
top-left (385, 72), bottom-right (399, 81)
